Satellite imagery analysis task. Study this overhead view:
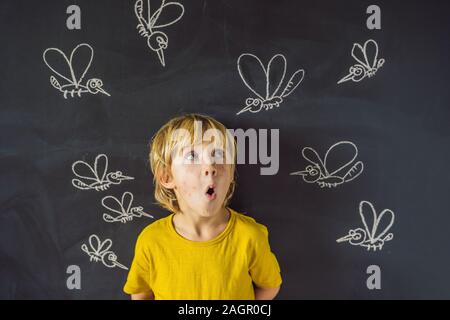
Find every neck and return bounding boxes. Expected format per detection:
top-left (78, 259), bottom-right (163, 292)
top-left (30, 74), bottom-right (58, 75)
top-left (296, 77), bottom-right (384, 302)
top-left (173, 207), bottom-right (231, 240)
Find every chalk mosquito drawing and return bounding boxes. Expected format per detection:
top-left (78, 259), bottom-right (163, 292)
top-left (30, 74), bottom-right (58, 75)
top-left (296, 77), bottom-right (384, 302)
top-left (134, 0), bottom-right (185, 67)
top-left (290, 141), bottom-right (363, 188)
top-left (337, 39), bottom-right (385, 84)
top-left (43, 43), bottom-right (110, 98)
top-left (236, 53), bottom-right (305, 115)
top-left (82, 234), bottom-right (128, 270)
top-left (336, 200), bottom-right (395, 251)
top-left (102, 191), bottom-right (154, 223)
top-left (72, 154), bottom-right (134, 191)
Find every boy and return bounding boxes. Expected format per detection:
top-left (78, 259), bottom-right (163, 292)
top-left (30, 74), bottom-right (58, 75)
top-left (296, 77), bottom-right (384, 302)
top-left (123, 113), bottom-right (282, 300)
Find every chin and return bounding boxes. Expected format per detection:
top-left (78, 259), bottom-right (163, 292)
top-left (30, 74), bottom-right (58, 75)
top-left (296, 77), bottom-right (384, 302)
top-left (198, 203), bottom-right (224, 216)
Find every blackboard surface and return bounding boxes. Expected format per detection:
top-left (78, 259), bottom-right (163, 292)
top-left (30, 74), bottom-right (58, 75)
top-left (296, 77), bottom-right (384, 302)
top-left (1, 0), bottom-right (449, 299)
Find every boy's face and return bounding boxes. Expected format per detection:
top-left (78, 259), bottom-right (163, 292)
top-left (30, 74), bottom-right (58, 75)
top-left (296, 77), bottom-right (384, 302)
top-left (162, 141), bottom-right (233, 217)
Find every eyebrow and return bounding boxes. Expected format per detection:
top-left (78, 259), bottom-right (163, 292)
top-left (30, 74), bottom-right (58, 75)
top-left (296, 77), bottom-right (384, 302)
top-left (180, 145), bottom-right (196, 153)
top-left (180, 144), bottom-right (224, 153)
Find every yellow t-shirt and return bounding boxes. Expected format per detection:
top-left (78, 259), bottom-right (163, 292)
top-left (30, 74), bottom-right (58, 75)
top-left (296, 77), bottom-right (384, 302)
top-left (123, 207), bottom-right (282, 300)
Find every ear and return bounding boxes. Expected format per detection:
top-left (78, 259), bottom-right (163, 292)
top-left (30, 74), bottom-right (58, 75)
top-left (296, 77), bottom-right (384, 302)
top-left (157, 168), bottom-right (176, 189)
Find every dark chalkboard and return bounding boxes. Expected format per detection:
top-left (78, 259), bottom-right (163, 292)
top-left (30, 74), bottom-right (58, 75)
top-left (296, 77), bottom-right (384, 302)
top-left (1, 0), bottom-right (449, 299)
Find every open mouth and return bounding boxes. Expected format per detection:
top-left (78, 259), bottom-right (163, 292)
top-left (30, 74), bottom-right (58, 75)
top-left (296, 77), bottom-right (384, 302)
top-left (205, 185), bottom-right (216, 200)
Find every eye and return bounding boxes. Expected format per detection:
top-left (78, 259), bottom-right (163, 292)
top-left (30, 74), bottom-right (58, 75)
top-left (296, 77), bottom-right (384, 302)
top-left (212, 149), bottom-right (224, 159)
top-left (185, 150), bottom-right (198, 161)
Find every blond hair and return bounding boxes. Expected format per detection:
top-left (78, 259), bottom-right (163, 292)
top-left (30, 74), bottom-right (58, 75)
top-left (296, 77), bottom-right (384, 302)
top-left (149, 113), bottom-right (237, 213)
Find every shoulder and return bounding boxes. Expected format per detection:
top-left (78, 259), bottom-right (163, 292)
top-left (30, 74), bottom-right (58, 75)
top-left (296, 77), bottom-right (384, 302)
top-left (230, 208), bottom-right (269, 240)
top-left (135, 214), bottom-right (173, 246)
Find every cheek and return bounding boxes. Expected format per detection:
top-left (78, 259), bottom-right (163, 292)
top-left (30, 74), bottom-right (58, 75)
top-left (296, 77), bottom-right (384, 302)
top-left (218, 166), bottom-right (233, 187)
top-left (180, 180), bottom-right (198, 194)
top-left (222, 165), bottom-right (233, 180)
top-left (176, 167), bottom-right (201, 195)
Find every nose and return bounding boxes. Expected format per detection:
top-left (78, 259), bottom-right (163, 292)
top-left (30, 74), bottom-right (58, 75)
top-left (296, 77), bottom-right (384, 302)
top-left (200, 146), bottom-right (219, 176)
top-left (203, 163), bottom-right (217, 176)
top-left (203, 155), bottom-right (217, 176)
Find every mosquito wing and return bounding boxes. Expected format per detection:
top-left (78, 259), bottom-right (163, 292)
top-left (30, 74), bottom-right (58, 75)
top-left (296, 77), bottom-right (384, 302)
top-left (121, 192), bottom-right (134, 214)
top-left (237, 53), bottom-right (266, 100)
top-left (69, 43), bottom-right (94, 86)
top-left (359, 201), bottom-right (394, 244)
top-left (266, 54), bottom-right (287, 99)
top-left (149, 0), bottom-right (184, 29)
top-left (102, 195), bottom-right (127, 216)
top-left (43, 47), bottom-right (76, 84)
top-left (362, 39), bottom-right (382, 69)
top-left (281, 68), bottom-right (305, 98)
top-left (359, 201), bottom-right (376, 242)
top-left (93, 154), bottom-right (109, 183)
top-left (351, 42), bottom-right (371, 70)
top-left (324, 141), bottom-right (359, 177)
top-left (72, 160), bottom-right (100, 183)
top-left (89, 234), bottom-right (113, 255)
top-left (373, 208), bottom-right (395, 242)
top-left (302, 147), bottom-right (327, 177)
top-left (342, 161), bottom-right (364, 182)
